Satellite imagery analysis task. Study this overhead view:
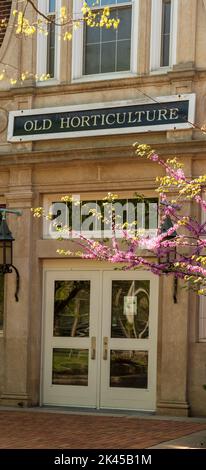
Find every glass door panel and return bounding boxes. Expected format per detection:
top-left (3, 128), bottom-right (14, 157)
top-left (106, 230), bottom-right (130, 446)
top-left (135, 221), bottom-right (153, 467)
top-left (111, 280), bottom-right (150, 338)
top-left (52, 348), bottom-right (89, 386)
top-left (101, 271), bottom-right (158, 411)
top-left (110, 350), bottom-right (148, 389)
top-left (53, 280), bottom-right (90, 337)
top-left (43, 270), bottom-right (100, 407)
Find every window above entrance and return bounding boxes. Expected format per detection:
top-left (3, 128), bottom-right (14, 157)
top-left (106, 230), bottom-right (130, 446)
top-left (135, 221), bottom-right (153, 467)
top-left (72, 0), bottom-right (138, 82)
top-left (43, 195), bottom-right (158, 240)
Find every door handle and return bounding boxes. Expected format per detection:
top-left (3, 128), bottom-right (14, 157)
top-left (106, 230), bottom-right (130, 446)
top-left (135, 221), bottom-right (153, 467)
top-left (103, 337), bottom-right (108, 360)
top-left (91, 336), bottom-right (96, 360)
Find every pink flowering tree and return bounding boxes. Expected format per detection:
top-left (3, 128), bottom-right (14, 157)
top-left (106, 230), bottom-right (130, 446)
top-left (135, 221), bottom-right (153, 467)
top-left (33, 144), bottom-right (206, 296)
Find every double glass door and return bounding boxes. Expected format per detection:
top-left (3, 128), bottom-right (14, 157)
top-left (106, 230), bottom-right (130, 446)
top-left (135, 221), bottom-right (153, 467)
top-left (42, 268), bottom-right (158, 411)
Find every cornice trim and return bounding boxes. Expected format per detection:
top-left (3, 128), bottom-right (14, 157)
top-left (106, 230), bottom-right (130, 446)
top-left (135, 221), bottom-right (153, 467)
top-left (0, 139), bottom-right (206, 168)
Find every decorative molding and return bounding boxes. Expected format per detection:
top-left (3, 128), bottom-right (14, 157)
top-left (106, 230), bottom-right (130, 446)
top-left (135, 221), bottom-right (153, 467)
top-left (1, 138), bottom-right (206, 167)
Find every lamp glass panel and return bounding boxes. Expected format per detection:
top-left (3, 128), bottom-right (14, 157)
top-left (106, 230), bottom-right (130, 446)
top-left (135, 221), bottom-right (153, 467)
top-left (5, 242), bottom-right (12, 266)
top-left (0, 274), bottom-right (4, 330)
top-left (0, 241), bottom-right (4, 265)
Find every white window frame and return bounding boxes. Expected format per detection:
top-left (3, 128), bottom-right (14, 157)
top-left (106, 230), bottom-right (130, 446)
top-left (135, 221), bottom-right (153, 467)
top-left (36, 0), bottom-right (61, 85)
top-left (150, 0), bottom-right (178, 73)
top-left (72, 0), bottom-right (139, 82)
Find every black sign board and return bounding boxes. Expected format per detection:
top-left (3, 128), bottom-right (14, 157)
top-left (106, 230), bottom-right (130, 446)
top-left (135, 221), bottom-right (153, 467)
top-left (8, 95), bottom-right (195, 142)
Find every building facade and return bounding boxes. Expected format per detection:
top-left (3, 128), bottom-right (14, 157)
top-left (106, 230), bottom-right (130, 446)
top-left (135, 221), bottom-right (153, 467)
top-left (0, 0), bottom-right (206, 416)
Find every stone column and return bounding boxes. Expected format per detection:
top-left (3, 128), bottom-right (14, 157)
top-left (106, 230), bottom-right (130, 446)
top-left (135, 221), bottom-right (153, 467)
top-left (0, 167), bottom-right (33, 407)
top-left (157, 276), bottom-right (190, 416)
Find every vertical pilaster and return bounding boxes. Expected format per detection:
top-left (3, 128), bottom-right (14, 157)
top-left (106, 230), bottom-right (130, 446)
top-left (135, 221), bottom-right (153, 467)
top-left (175, 0), bottom-right (197, 68)
top-left (1, 167), bottom-right (33, 406)
top-left (157, 277), bottom-right (190, 416)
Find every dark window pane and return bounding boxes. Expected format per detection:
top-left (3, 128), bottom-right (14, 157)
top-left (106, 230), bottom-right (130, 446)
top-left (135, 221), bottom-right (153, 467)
top-left (52, 348), bottom-right (88, 386)
top-left (117, 7), bottom-right (132, 40)
top-left (0, 274), bottom-right (4, 330)
top-left (85, 24), bottom-right (100, 44)
top-left (49, 0), bottom-right (56, 13)
top-left (101, 42), bottom-right (116, 73)
top-left (116, 40), bottom-right (131, 71)
top-left (47, 19), bottom-right (55, 77)
top-left (111, 280), bottom-right (150, 339)
top-left (102, 25), bottom-right (116, 43)
top-left (110, 350), bottom-right (148, 388)
top-left (84, 44), bottom-right (101, 74)
top-left (101, 0), bottom-right (117, 5)
top-left (161, 0), bottom-right (171, 66)
top-left (53, 281), bottom-right (90, 337)
top-left (101, 0), bottom-right (131, 4)
top-left (164, 1), bottom-right (171, 34)
top-left (83, 5), bottom-right (131, 75)
top-left (161, 35), bottom-right (170, 67)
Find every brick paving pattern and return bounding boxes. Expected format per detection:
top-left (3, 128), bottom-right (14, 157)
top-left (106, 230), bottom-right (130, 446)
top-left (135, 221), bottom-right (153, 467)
top-left (0, 411), bottom-right (206, 448)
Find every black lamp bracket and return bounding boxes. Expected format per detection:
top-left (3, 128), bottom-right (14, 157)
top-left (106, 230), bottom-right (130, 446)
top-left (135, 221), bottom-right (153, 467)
top-left (0, 209), bottom-right (22, 302)
top-left (173, 277), bottom-right (178, 304)
top-left (0, 264), bottom-right (20, 302)
top-left (0, 209), bottom-right (22, 219)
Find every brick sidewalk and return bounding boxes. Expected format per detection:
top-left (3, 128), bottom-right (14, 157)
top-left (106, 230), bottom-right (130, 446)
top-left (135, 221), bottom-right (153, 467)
top-left (0, 410), bottom-right (206, 448)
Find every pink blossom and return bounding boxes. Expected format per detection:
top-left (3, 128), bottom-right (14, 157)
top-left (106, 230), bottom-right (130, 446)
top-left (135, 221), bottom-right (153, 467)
top-left (151, 153), bottom-right (159, 161)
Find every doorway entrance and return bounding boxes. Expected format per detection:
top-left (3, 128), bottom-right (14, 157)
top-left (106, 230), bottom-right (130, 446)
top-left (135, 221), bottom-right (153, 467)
top-left (42, 265), bottom-right (158, 411)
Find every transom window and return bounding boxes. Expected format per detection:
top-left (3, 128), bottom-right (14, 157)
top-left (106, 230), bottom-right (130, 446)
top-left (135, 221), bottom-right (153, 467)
top-left (84, 0), bottom-right (132, 75)
top-left (43, 197), bottom-right (158, 239)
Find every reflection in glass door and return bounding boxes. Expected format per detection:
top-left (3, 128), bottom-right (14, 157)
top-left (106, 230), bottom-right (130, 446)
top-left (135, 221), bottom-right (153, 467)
top-left (42, 271), bottom-right (100, 407)
top-left (100, 272), bottom-right (158, 411)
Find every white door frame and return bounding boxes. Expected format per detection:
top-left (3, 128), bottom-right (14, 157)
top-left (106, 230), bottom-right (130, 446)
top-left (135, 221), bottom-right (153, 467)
top-left (41, 260), bottom-right (159, 411)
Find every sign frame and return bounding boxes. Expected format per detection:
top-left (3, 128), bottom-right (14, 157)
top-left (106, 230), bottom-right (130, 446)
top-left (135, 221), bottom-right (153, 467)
top-left (7, 94), bottom-right (196, 142)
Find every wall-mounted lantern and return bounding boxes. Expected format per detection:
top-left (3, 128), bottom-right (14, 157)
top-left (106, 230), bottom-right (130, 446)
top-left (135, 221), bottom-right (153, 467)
top-left (0, 209), bottom-right (22, 302)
